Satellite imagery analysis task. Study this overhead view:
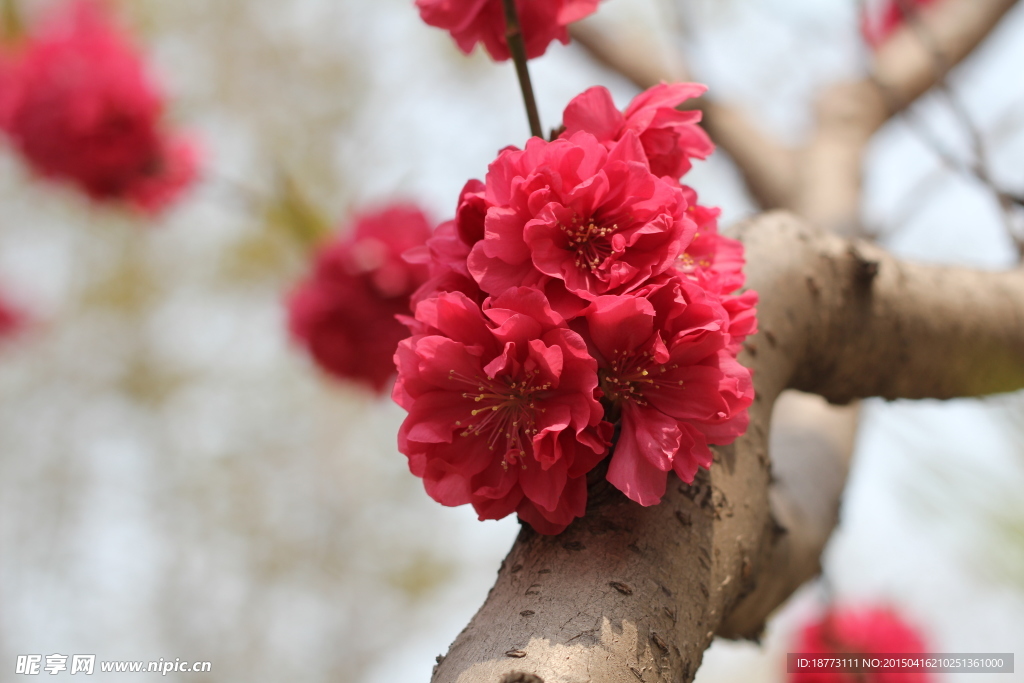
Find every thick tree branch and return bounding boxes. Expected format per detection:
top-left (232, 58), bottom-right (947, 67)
top-left (430, 212), bottom-right (1024, 683)
top-left (794, 80), bottom-right (888, 236)
top-left (789, 250), bottom-right (1024, 403)
top-left (738, 213), bottom-right (1024, 402)
top-left (718, 392), bottom-right (858, 638)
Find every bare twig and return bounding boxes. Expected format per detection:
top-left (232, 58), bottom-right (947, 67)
top-left (569, 21), bottom-right (797, 210)
top-left (873, 0), bottom-right (1024, 252)
top-left (571, 0), bottom-right (1020, 231)
top-left (501, 0), bottom-right (542, 138)
top-left (871, 0), bottom-right (1020, 118)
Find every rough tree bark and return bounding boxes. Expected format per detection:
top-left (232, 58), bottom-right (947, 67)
top-left (431, 212), bottom-right (1024, 683)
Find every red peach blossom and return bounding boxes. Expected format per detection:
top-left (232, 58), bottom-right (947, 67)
top-left (582, 277), bottom-right (753, 505)
top-left (0, 295), bottom-right (25, 339)
top-left (0, 0), bottom-right (198, 213)
top-left (562, 84), bottom-right (714, 179)
top-left (861, 0), bottom-right (938, 48)
top-left (792, 605), bottom-right (933, 683)
top-left (407, 180), bottom-right (487, 310)
top-left (288, 204), bottom-right (432, 392)
top-left (672, 184), bottom-right (758, 353)
top-left (0, 50), bottom-right (17, 130)
top-left (415, 0), bottom-right (600, 61)
top-left (407, 219), bottom-right (483, 312)
top-left (120, 135), bottom-right (200, 214)
top-left (399, 82), bottom-right (757, 529)
top-left (466, 131), bottom-right (695, 314)
top-left (673, 185), bottom-right (746, 293)
top-left (722, 289), bottom-right (758, 355)
top-left (394, 288), bottom-right (611, 534)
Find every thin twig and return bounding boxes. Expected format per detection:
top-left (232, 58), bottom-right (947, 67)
top-left (568, 21), bottom-right (797, 210)
top-left (883, 0), bottom-right (1023, 252)
top-left (868, 0), bottom-right (1019, 122)
top-left (501, 0), bottom-right (542, 139)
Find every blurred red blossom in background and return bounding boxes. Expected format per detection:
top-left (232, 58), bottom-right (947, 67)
top-left (861, 0), bottom-right (939, 48)
top-left (791, 605), bottom-right (934, 683)
top-left (288, 204), bottom-right (433, 393)
top-left (415, 0), bottom-right (600, 61)
top-left (0, 0), bottom-right (198, 213)
top-left (0, 294), bottom-right (25, 340)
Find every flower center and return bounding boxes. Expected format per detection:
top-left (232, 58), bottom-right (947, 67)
top-left (599, 349), bottom-right (683, 407)
top-left (678, 251), bottom-right (711, 272)
top-left (560, 217), bottom-right (617, 272)
top-left (449, 368), bottom-right (551, 469)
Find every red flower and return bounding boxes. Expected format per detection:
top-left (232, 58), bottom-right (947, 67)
top-left (674, 186), bottom-right (740, 292)
top-left (581, 277), bottom-right (753, 505)
top-left (562, 84), bottom-right (713, 179)
top-left (861, 0), bottom-right (938, 48)
top-left (394, 288), bottom-right (611, 534)
top-left (394, 82), bottom-right (757, 532)
top-left (0, 49), bottom-right (18, 130)
top-left (288, 205), bottom-right (433, 392)
top-left (407, 181), bottom-right (487, 311)
top-left (415, 0), bottom-right (600, 61)
top-left (465, 131), bottom-right (694, 314)
top-left (120, 135), bottom-right (200, 213)
top-left (0, 0), bottom-right (198, 213)
top-left (792, 606), bottom-right (933, 683)
top-left (673, 184), bottom-right (758, 353)
top-left (0, 295), bottom-right (25, 339)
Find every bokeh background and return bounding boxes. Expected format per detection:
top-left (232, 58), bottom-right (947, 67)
top-left (1, 0), bottom-right (1022, 681)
